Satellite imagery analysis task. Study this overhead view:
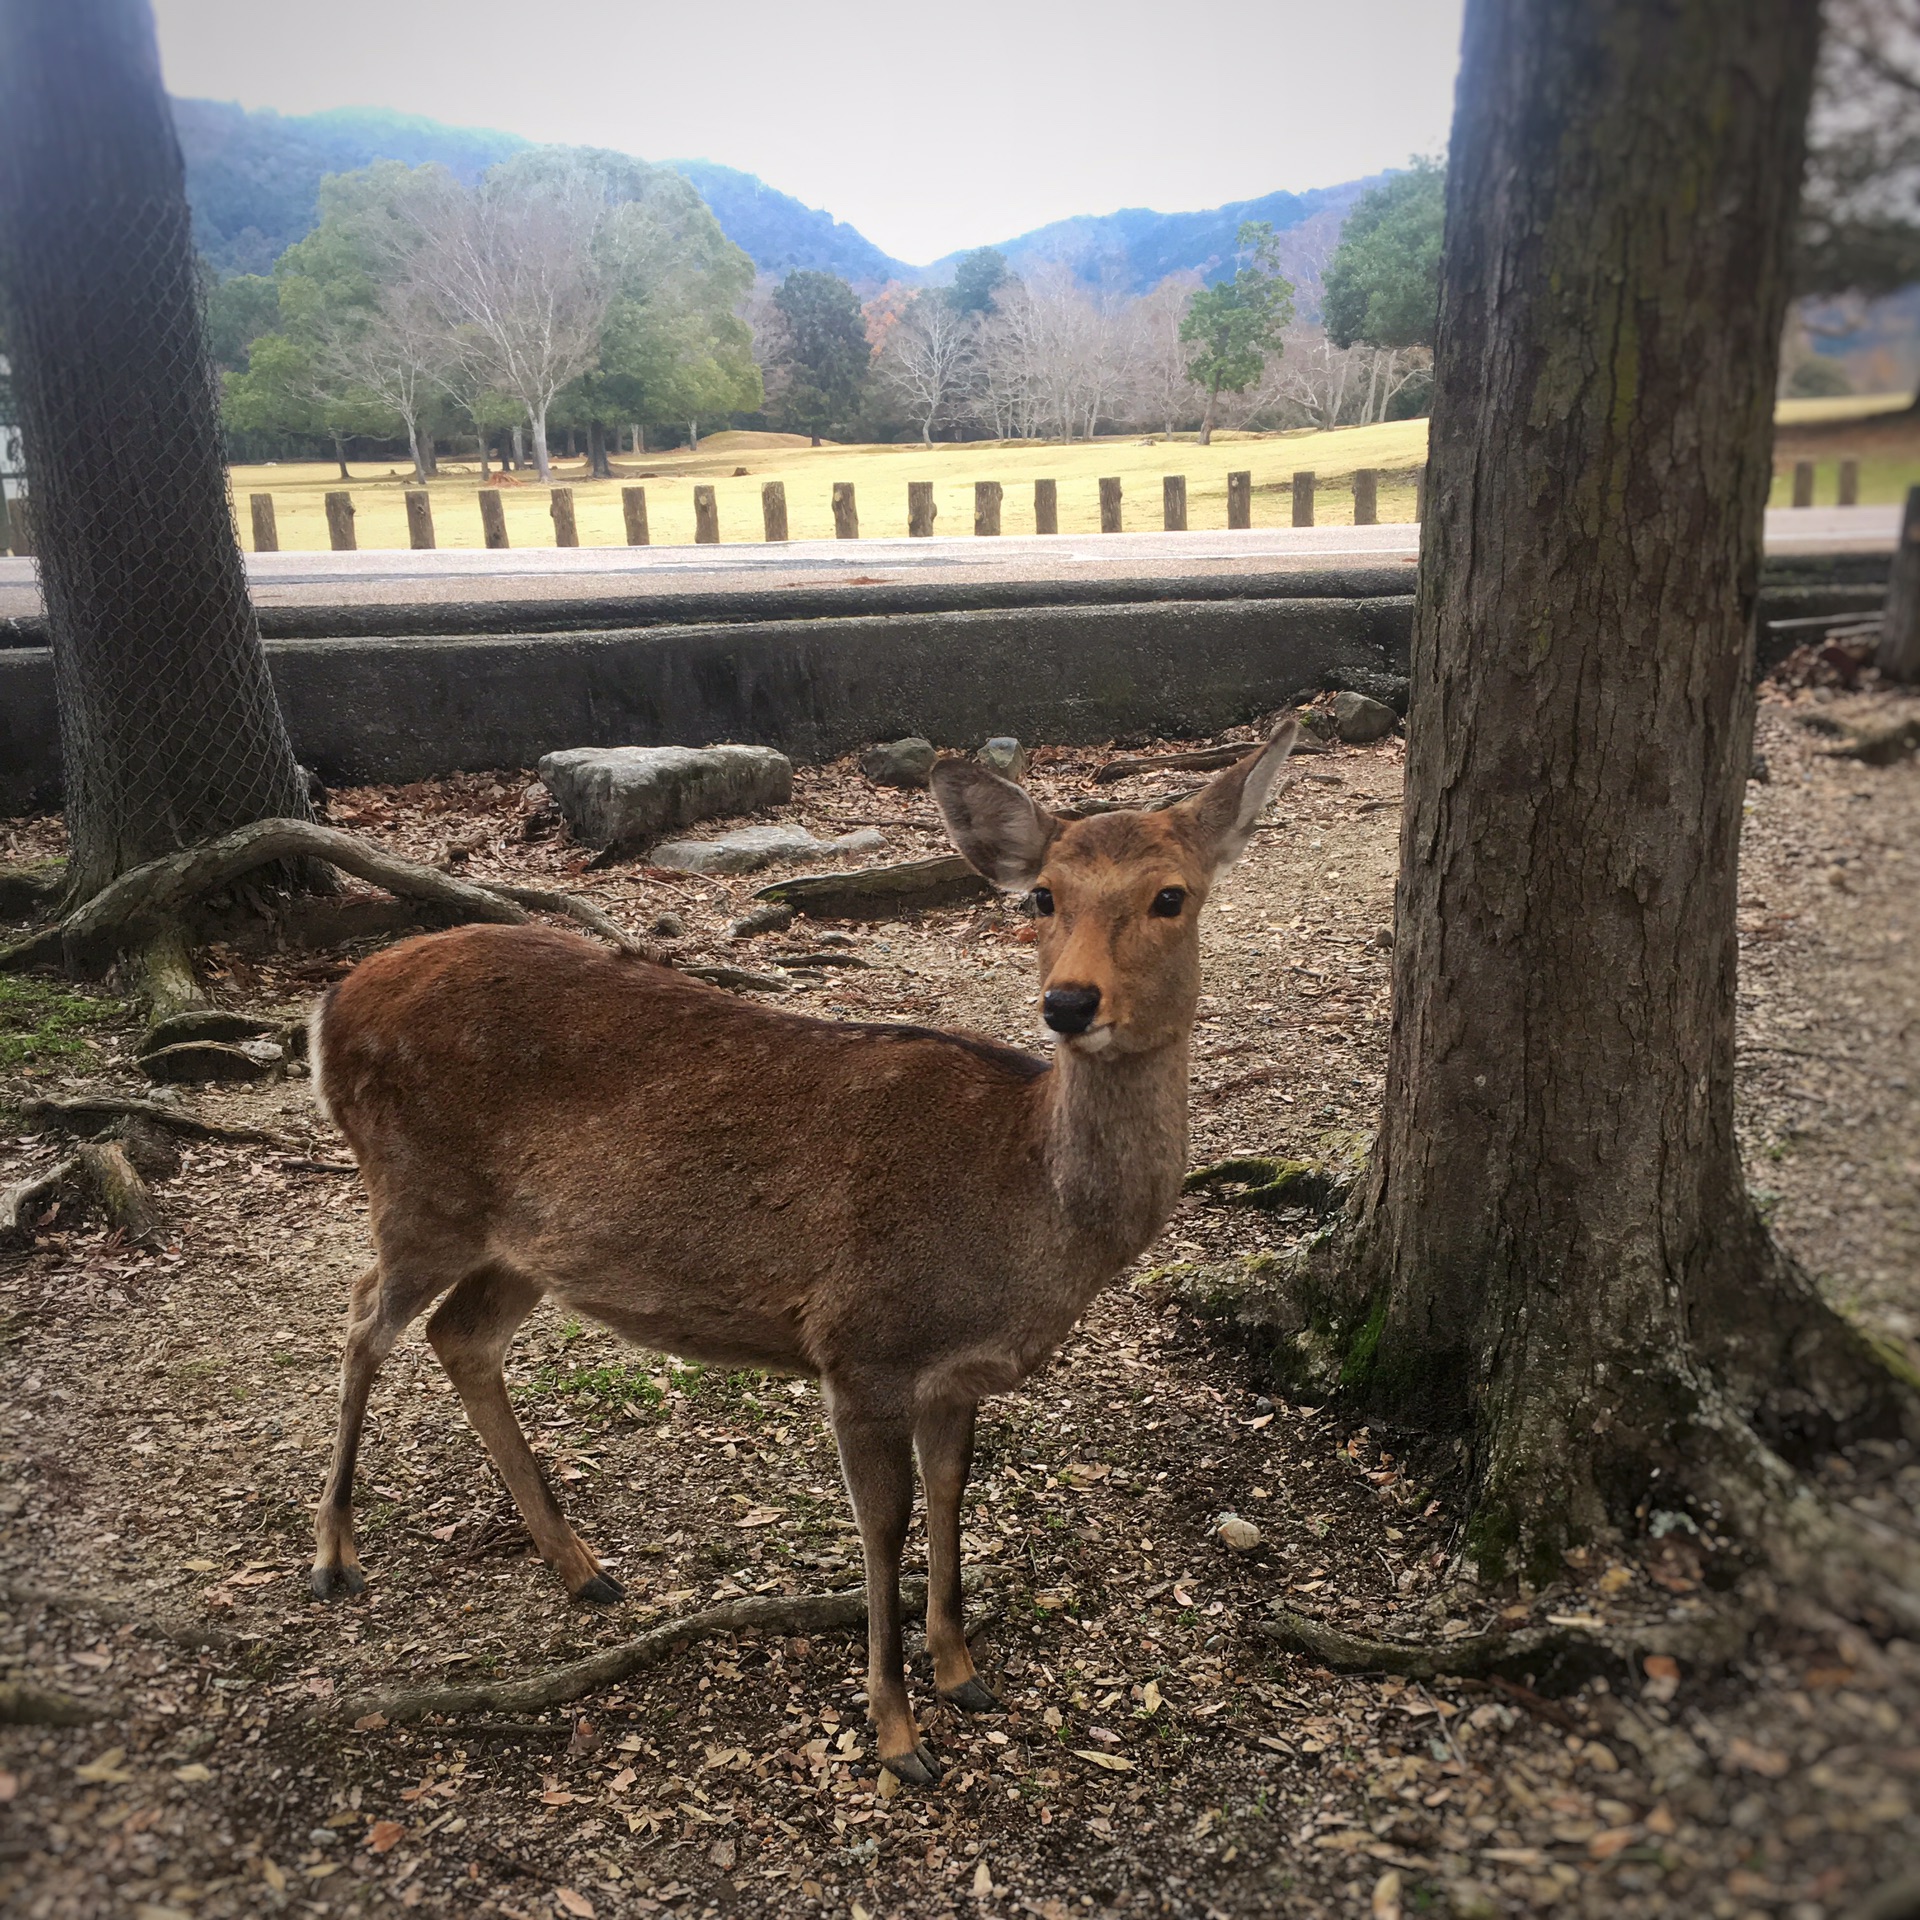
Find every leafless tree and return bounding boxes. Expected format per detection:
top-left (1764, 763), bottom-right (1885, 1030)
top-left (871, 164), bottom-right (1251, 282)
top-left (1266, 326), bottom-right (1365, 430)
top-left (311, 269), bottom-right (451, 483)
top-left (1124, 274), bottom-right (1205, 435)
top-left (875, 293), bottom-right (976, 444)
top-left (409, 165), bottom-right (608, 481)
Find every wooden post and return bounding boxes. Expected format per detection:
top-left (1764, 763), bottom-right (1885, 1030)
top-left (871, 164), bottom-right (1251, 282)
top-left (1291, 471), bottom-right (1315, 528)
top-left (1876, 483), bottom-right (1920, 682)
top-left (1838, 458), bottom-right (1860, 508)
top-left (324, 490), bottom-right (356, 551)
top-left (249, 493), bottom-right (278, 553)
top-left (1163, 474), bottom-right (1187, 532)
top-left (694, 484), bottom-right (720, 544)
top-left (974, 480), bottom-right (1002, 536)
top-left (832, 482), bottom-right (859, 539)
top-left (762, 481), bottom-right (789, 542)
top-left (1226, 471), bottom-right (1251, 530)
top-left (550, 487), bottom-right (578, 547)
top-left (1790, 459), bottom-right (1815, 508)
top-left (479, 490), bottom-right (509, 549)
top-left (404, 489), bottom-right (435, 550)
top-left (1034, 479), bottom-right (1058, 535)
top-left (622, 486), bottom-right (650, 545)
top-left (908, 480), bottom-right (936, 537)
top-left (1099, 476), bottom-right (1122, 533)
top-left (1352, 468), bottom-right (1379, 526)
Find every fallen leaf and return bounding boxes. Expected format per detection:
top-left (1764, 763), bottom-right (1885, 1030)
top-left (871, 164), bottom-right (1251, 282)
top-left (353, 1713), bottom-right (389, 1732)
top-left (539, 1788), bottom-right (575, 1806)
top-left (230, 1567), bottom-right (279, 1587)
top-left (1143, 1680), bottom-right (1162, 1714)
top-left (1724, 1736), bottom-right (1790, 1778)
top-left (304, 1862), bottom-right (340, 1879)
top-left (1372, 1868), bottom-right (1403, 1920)
top-left (75, 1748), bottom-right (132, 1784)
top-left (1314, 1829), bottom-right (1374, 1851)
top-left (261, 1859), bottom-right (286, 1892)
top-left (556, 1891), bottom-right (596, 1918)
top-left (182, 1558), bottom-right (217, 1573)
top-left (609, 1768), bottom-right (636, 1793)
top-left (0, 1770), bottom-right (16, 1802)
top-left (709, 1837), bottom-right (736, 1870)
top-left (1073, 1750), bottom-right (1134, 1772)
top-left (1589, 1827), bottom-right (1638, 1859)
top-left (430, 1524), bottom-right (457, 1542)
top-left (736, 1507), bottom-right (785, 1527)
top-left (1642, 1654), bottom-right (1681, 1703)
top-left (972, 1860), bottom-right (994, 1897)
top-left (367, 1820), bottom-right (405, 1853)
top-left (1596, 1565), bottom-right (1634, 1596)
top-left (71, 1650), bottom-right (113, 1670)
top-left (877, 1769), bottom-right (900, 1802)
top-left (172, 1764), bottom-right (212, 1783)
top-left (1216, 1515), bottom-right (1262, 1552)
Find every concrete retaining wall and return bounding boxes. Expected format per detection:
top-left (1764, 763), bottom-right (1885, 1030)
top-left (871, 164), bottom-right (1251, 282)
top-left (0, 595), bottom-right (1412, 809)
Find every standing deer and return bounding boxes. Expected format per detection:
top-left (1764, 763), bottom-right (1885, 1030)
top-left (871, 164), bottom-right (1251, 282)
top-left (309, 721), bottom-right (1296, 1783)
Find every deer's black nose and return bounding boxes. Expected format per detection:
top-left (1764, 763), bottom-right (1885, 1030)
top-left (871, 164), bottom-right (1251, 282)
top-left (1043, 985), bottom-right (1102, 1035)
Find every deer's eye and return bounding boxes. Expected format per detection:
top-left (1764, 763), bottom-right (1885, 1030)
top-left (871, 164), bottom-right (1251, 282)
top-left (1029, 886), bottom-right (1055, 916)
top-left (1150, 887), bottom-right (1187, 918)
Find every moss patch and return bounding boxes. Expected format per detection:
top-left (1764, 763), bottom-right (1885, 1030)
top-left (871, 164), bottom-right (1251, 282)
top-left (0, 975), bottom-right (119, 1071)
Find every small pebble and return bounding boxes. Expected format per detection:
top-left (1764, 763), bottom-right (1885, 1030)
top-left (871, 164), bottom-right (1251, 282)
top-left (650, 911), bottom-right (687, 939)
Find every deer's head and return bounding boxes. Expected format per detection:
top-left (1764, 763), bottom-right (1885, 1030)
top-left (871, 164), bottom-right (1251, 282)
top-left (933, 721), bottom-right (1297, 1056)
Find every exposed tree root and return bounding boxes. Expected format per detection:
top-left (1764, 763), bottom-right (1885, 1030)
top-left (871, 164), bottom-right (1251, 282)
top-left (72, 1140), bottom-right (157, 1242)
top-left (0, 1580), bottom-right (237, 1653)
top-left (20, 1092), bottom-right (299, 1150)
top-left (0, 1155), bottom-right (77, 1242)
top-left (0, 1680), bottom-right (105, 1726)
top-left (0, 818), bottom-right (657, 1011)
top-left (331, 1575), bottom-right (995, 1726)
top-left (1257, 1600), bottom-right (1751, 1696)
top-left (1184, 1156), bottom-right (1349, 1214)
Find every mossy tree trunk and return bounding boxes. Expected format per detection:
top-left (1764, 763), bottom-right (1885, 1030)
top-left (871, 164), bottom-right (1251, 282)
top-left (1309, 0), bottom-right (1914, 1593)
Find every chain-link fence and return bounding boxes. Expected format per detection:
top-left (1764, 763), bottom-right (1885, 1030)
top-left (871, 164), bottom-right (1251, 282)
top-left (0, 0), bottom-right (311, 898)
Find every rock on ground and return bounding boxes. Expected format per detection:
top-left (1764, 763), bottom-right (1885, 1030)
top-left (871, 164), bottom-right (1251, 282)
top-left (859, 737), bottom-right (937, 788)
top-left (1332, 691), bottom-right (1398, 744)
top-left (536, 745), bottom-right (793, 852)
top-left (651, 825), bottom-right (886, 876)
top-left (977, 737), bottom-right (1028, 779)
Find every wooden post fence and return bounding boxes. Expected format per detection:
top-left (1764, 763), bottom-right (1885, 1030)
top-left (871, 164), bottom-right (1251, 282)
top-left (908, 481), bottom-right (936, 537)
top-left (1034, 479), bottom-right (1058, 535)
top-left (975, 480), bottom-right (1002, 536)
top-left (762, 481), bottom-right (789, 542)
top-left (550, 487), bottom-right (578, 547)
top-left (832, 482), bottom-right (859, 539)
top-left (694, 484), bottom-right (720, 544)
top-left (1838, 458), bottom-right (1860, 508)
top-left (1352, 469), bottom-right (1378, 526)
top-left (1877, 483), bottom-right (1920, 682)
top-left (1291, 471), bottom-right (1315, 528)
top-left (1226, 471), bottom-right (1251, 530)
top-left (405, 489), bottom-right (435, 550)
top-left (249, 493), bottom-right (278, 552)
top-left (325, 490), bottom-right (356, 551)
top-left (1790, 460), bottom-right (1815, 508)
top-left (622, 486), bottom-right (649, 545)
top-left (1099, 477), bottom-right (1122, 533)
top-left (1163, 474), bottom-right (1186, 532)
top-left (479, 490), bottom-right (509, 549)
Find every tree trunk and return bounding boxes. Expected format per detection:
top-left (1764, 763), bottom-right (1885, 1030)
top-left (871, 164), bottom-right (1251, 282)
top-left (1197, 384), bottom-right (1216, 448)
top-left (405, 418), bottom-right (428, 485)
top-left (0, 0), bottom-right (313, 903)
top-left (1276, 0), bottom-right (1910, 1590)
top-left (477, 433), bottom-right (490, 481)
top-left (511, 424), bottom-right (524, 472)
top-left (528, 409), bottom-right (551, 483)
top-left (688, 418), bottom-right (699, 451)
top-left (587, 419), bottom-right (611, 480)
top-left (332, 434), bottom-right (350, 481)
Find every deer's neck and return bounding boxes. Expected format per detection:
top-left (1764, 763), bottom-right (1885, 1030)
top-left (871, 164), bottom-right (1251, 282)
top-left (1039, 1035), bottom-right (1191, 1270)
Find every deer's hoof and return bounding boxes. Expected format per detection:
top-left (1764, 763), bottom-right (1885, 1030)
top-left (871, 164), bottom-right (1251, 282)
top-left (939, 1678), bottom-right (1005, 1714)
top-left (879, 1742), bottom-right (944, 1788)
top-left (572, 1571), bottom-right (625, 1607)
top-left (309, 1563), bottom-right (365, 1602)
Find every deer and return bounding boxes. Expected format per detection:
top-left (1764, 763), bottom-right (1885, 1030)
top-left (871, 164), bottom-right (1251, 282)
top-left (307, 720), bottom-right (1297, 1785)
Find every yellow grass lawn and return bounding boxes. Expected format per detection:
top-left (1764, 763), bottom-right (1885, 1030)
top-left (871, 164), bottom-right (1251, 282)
top-left (229, 421), bottom-right (1433, 553)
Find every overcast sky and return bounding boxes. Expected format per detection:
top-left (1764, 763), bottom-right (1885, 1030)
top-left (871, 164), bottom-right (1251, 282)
top-left (150, 0), bottom-right (1464, 265)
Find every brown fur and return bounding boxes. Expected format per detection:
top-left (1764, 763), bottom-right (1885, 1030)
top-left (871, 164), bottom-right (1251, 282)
top-left (309, 721), bottom-right (1295, 1780)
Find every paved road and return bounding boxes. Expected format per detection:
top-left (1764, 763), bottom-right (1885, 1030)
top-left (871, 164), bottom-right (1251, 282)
top-left (0, 506), bottom-right (1894, 616)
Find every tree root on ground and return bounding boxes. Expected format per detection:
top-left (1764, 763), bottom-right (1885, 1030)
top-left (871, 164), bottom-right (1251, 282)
top-left (1184, 1156), bottom-right (1350, 1214)
top-left (0, 818), bottom-right (658, 1012)
top-left (1258, 1601), bottom-right (1752, 1696)
top-left (0, 1580), bottom-right (237, 1653)
top-left (330, 1574), bottom-right (1005, 1726)
top-left (0, 1147), bottom-right (152, 1245)
top-left (19, 1092), bottom-right (299, 1150)
top-left (0, 1680), bottom-right (106, 1726)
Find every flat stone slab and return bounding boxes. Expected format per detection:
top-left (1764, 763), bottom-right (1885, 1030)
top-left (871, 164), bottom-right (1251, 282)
top-left (650, 824), bottom-right (886, 876)
top-left (537, 744), bottom-right (793, 852)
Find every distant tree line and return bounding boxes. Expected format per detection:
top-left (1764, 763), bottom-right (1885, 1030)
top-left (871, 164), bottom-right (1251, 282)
top-left (206, 159), bottom-right (1448, 465)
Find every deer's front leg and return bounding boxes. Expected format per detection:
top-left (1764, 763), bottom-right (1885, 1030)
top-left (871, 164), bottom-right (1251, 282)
top-left (828, 1392), bottom-right (940, 1785)
top-left (916, 1400), bottom-right (1002, 1712)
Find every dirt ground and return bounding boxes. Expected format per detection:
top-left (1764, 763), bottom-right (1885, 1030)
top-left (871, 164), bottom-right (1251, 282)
top-left (0, 684), bottom-right (1916, 1920)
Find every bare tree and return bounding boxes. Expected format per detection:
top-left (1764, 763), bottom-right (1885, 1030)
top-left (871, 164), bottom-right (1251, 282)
top-left (876, 293), bottom-right (975, 444)
top-left (310, 270), bottom-right (450, 484)
top-left (1268, 326), bottom-right (1364, 429)
top-left (411, 164), bottom-right (607, 481)
top-left (1125, 274), bottom-right (1204, 435)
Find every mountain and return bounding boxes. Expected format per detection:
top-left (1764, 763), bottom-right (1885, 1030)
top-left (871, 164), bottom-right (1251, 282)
top-left (937, 179), bottom-right (1387, 317)
top-left (664, 160), bottom-right (912, 286)
top-left (173, 99), bottom-right (527, 276)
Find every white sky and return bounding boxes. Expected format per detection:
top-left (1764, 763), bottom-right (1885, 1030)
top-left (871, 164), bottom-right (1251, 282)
top-left (150, 0), bottom-right (1464, 265)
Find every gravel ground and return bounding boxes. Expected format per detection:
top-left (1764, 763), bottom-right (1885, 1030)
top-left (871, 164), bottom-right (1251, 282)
top-left (0, 687), bottom-right (1915, 1920)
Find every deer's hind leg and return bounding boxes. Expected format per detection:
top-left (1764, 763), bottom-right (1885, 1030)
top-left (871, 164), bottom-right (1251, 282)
top-left (313, 1258), bottom-right (445, 1600)
top-left (426, 1265), bottom-right (622, 1605)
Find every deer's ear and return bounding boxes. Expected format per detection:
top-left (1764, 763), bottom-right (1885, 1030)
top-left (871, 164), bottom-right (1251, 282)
top-left (1173, 719), bottom-right (1299, 874)
top-left (930, 759), bottom-right (1059, 890)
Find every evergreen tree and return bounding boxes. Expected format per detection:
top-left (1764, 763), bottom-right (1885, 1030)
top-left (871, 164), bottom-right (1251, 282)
top-left (771, 270), bottom-right (869, 445)
top-left (1179, 221), bottom-right (1294, 444)
top-left (1322, 160), bottom-right (1446, 351)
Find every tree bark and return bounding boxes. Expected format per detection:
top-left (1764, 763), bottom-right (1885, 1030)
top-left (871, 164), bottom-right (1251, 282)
top-left (587, 419), bottom-right (611, 480)
top-left (332, 435), bottom-right (350, 481)
top-left (528, 408), bottom-right (552, 482)
top-left (1281, 0), bottom-right (1910, 1588)
top-left (0, 0), bottom-right (315, 903)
